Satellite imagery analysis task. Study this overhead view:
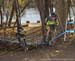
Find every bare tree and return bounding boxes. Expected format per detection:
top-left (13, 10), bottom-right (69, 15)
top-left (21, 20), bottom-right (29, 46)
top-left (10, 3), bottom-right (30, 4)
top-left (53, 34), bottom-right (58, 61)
top-left (55, 0), bottom-right (71, 32)
top-left (36, 0), bottom-right (50, 41)
top-left (0, 0), bottom-right (4, 28)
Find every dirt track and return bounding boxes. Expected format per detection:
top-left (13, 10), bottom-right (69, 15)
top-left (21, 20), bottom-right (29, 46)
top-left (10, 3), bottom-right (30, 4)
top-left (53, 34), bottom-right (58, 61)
top-left (0, 42), bottom-right (75, 61)
top-left (0, 27), bottom-right (75, 61)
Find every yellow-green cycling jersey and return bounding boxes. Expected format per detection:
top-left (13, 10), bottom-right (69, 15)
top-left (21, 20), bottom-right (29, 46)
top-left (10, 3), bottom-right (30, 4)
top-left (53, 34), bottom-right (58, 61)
top-left (46, 20), bottom-right (55, 26)
top-left (46, 20), bottom-right (59, 29)
top-left (46, 20), bottom-right (59, 26)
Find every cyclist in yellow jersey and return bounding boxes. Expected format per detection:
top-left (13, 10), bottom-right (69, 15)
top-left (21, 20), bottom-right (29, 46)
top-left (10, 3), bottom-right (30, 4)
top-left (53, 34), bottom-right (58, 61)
top-left (45, 13), bottom-right (59, 42)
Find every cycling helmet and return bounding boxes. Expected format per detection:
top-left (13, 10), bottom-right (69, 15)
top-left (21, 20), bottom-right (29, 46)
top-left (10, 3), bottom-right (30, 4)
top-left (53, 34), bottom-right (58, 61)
top-left (51, 12), bottom-right (57, 17)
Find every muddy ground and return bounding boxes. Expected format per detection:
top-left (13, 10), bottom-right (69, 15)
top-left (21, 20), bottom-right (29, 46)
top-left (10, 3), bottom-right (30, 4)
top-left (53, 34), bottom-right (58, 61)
top-left (0, 27), bottom-right (75, 61)
top-left (0, 42), bottom-right (75, 61)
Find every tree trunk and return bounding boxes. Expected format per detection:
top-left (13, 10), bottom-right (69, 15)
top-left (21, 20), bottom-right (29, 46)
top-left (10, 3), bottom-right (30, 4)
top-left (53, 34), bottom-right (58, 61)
top-left (44, 0), bottom-right (49, 18)
top-left (36, 0), bottom-right (49, 41)
top-left (36, 0), bottom-right (45, 41)
top-left (55, 0), bottom-right (70, 32)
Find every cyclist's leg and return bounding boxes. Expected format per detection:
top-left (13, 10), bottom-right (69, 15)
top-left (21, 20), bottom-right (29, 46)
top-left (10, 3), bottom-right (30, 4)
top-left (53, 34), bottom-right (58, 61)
top-left (46, 26), bottom-right (51, 42)
top-left (48, 25), bottom-right (55, 45)
top-left (50, 25), bottom-right (56, 38)
top-left (53, 25), bottom-right (57, 38)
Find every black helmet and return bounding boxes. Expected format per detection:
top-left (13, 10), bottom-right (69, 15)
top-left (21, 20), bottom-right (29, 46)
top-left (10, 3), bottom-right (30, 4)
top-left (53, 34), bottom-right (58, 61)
top-left (51, 13), bottom-right (56, 17)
